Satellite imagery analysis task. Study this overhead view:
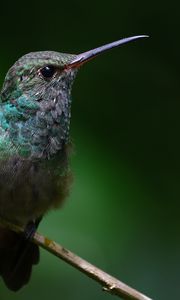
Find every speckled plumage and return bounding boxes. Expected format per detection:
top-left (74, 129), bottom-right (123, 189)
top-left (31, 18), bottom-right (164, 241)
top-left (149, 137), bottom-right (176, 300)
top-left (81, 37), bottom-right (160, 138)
top-left (0, 51), bottom-right (78, 225)
top-left (0, 51), bottom-right (78, 291)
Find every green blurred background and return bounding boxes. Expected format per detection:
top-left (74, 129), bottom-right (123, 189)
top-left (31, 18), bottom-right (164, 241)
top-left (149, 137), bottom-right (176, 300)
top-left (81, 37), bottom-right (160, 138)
top-left (0, 1), bottom-right (179, 299)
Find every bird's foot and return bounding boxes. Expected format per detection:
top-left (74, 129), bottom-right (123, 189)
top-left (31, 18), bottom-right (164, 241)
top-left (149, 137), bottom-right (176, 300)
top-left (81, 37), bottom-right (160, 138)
top-left (23, 217), bottom-right (42, 241)
top-left (23, 221), bottom-right (37, 240)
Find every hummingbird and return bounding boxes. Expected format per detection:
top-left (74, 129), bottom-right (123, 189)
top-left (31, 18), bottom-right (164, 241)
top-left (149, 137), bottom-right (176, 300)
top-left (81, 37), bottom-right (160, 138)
top-left (0, 35), bottom-right (147, 291)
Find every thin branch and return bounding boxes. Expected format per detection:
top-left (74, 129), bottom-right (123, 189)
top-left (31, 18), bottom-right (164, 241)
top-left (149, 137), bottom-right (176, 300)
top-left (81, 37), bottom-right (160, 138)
top-left (0, 217), bottom-right (152, 300)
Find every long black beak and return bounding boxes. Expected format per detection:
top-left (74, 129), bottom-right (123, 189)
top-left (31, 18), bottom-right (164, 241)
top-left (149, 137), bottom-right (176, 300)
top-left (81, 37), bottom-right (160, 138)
top-left (68, 35), bottom-right (148, 68)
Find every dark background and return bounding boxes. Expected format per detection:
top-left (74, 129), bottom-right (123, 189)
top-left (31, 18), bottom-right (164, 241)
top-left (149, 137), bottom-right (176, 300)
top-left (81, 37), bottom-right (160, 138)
top-left (0, 1), bottom-right (179, 299)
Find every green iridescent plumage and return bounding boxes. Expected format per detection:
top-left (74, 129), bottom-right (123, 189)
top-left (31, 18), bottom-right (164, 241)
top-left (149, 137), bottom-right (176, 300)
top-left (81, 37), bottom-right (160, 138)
top-left (0, 50), bottom-right (81, 291)
top-left (0, 52), bottom-right (77, 159)
top-left (0, 51), bottom-right (80, 227)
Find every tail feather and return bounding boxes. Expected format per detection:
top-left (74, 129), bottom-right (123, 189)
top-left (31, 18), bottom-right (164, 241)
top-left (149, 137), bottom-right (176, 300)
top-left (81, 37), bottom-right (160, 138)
top-left (0, 226), bottom-right (39, 291)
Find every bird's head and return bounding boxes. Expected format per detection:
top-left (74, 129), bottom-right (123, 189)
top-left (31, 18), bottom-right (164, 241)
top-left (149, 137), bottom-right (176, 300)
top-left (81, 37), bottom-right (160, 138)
top-left (1, 51), bottom-right (77, 104)
top-left (1, 35), bottom-right (148, 105)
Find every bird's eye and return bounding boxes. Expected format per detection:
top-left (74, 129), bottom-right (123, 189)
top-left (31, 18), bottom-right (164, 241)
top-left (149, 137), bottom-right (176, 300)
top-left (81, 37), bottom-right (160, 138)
top-left (40, 65), bottom-right (55, 78)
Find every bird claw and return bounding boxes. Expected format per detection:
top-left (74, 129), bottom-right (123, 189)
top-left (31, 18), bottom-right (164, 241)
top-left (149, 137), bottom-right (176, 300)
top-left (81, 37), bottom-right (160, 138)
top-left (23, 221), bottom-right (37, 240)
top-left (23, 217), bottom-right (42, 240)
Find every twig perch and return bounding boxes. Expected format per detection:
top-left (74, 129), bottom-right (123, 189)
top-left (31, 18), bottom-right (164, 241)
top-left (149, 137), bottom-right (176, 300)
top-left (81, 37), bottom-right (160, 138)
top-left (0, 217), bottom-right (152, 300)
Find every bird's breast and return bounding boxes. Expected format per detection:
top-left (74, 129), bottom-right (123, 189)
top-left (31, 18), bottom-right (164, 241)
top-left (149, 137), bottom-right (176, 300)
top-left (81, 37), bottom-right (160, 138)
top-left (0, 147), bottom-right (72, 226)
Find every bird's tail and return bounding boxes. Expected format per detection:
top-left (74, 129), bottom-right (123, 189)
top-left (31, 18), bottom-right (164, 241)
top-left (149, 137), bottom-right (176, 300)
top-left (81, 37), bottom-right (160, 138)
top-left (0, 226), bottom-right (39, 291)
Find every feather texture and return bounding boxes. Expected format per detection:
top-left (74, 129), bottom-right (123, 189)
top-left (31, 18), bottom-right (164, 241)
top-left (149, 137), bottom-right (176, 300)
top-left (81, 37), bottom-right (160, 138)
top-left (0, 51), bottom-right (76, 290)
